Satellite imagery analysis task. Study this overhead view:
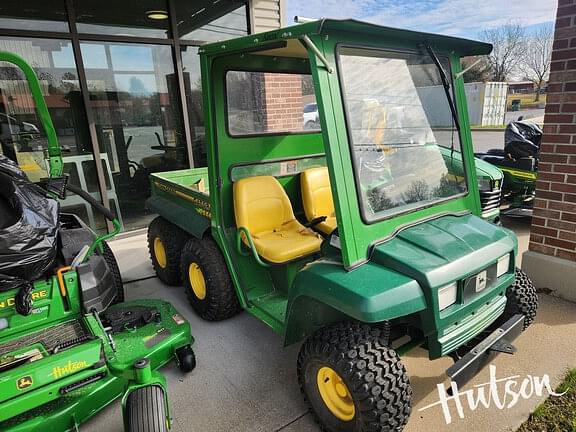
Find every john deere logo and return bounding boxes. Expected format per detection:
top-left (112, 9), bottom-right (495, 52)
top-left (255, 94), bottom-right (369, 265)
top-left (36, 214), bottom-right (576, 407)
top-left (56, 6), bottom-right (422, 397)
top-left (17, 376), bottom-right (33, 390)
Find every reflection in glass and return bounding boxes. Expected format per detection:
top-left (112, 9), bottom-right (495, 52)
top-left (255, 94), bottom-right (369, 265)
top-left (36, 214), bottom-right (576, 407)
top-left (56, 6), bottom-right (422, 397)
top-left (339, 47), bottom-right (467, 222)
top-left (0, 0), bottom-right (69, 32)
top-left (74, 0), bottom-right (170, 38)
top-left (176, 2), bottom-right (247, 42)
top-left (0, 37), bottom-right (106, 231)
top-left (80, 41), bottom-right (187, 231)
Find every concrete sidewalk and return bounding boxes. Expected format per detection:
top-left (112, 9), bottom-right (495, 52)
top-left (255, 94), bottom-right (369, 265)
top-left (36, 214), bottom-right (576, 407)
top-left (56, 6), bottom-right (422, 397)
top-left (83, 221), bottom-right (576, 432)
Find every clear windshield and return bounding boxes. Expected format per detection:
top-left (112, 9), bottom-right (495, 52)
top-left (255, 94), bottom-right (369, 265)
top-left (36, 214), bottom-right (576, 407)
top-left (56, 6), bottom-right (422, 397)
top-left (339, 47), bottom-right (467, 222)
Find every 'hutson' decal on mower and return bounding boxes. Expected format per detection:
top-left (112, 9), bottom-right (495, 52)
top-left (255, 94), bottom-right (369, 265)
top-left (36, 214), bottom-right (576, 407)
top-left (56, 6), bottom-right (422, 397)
top-left (49, 360), bottom-right (90, 379)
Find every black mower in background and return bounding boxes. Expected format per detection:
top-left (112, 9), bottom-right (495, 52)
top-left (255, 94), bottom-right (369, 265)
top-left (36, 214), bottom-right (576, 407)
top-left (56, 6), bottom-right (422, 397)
top-left (475, 120), bottom-right (542, 217)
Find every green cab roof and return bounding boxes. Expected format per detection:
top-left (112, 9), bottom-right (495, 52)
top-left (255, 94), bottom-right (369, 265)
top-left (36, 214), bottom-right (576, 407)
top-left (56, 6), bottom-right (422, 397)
top-left (199, 18), bottom-right (493, 58)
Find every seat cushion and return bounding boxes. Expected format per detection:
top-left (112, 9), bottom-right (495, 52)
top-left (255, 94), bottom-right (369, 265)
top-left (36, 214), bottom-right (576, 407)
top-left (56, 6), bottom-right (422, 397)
top-left (301, 167), bottom-right (337, 235)
top-left (252, 220), bottom-right (322, 264)
top-left (234, 176), bottom-right (322, 263)
top-left (317, 216), bottom-right (337, 235)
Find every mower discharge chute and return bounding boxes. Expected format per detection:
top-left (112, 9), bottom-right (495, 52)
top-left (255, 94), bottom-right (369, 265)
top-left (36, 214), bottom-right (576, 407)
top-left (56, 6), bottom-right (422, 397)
top-left (0, 51), bottom-right (195, 432)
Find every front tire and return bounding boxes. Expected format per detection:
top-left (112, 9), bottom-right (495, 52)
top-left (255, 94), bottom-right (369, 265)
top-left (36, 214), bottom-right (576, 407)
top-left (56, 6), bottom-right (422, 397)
top-left (176, 344), bottom-right (196, 373)
top-left (297, 322), bottom-right (412, 432)
top-left (180, 236), bottom-right (241, 321)
top-left (147, 217), bottom-right (188, 286)
top-left (499, 268), bottom-right (538, 330)
top-left (126, 385), bottom-right (169, 432)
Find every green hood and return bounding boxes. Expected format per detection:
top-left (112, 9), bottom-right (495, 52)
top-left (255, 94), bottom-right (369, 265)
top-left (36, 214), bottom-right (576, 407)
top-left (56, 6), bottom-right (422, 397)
top-left (371, 214), bottom-right (516, 288)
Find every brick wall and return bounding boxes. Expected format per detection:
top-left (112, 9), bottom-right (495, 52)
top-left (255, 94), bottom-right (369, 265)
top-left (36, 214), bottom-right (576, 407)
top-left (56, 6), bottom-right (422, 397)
top-left (262, 73), bottom-right (304, 131)
top-left (529, 0), bottom-right (576, 262)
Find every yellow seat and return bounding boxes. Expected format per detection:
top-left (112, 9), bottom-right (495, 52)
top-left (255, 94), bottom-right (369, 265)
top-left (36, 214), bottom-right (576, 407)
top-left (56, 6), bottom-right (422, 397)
top-left (233, 176), bottom-right (322, 264)
top-left (301, 167), bottom-right (337, 235)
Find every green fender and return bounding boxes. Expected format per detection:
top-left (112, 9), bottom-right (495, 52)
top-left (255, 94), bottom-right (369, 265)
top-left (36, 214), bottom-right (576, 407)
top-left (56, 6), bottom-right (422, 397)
top-left (283, 259), bottom-right (427, 345)
top-left (146, 195), bottom-right (210, 239)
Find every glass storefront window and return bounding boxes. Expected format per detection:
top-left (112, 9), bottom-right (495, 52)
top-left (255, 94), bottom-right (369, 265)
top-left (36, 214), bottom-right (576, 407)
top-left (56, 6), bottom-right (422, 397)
top-left (180, 46), bottom-right (206, 167)
top-left (176, 2), bottom-right (247, 42)
top-left (80, 41), bottom-right (187, 231)
top-left (74, 0), bottom-right (170, 39)
top-left (0, 37), bottom-right (107, 231)
top-left (0, 0), bottom-right (69, 33)
top-left (0, 0), bottom-right (250, 233)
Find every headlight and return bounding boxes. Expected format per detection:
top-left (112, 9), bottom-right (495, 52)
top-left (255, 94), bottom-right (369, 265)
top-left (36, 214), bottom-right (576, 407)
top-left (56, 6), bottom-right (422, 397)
top-left (477, 176), bottom-right (492, 191)
top-left (438, 282), bottom-right (458, 310)
top-left (497, 254), bottom-right (511, 277)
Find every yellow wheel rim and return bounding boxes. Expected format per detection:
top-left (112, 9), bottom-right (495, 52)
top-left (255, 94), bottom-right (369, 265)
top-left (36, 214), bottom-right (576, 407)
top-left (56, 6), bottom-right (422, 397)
top-left (154, 237), bottom-right (167, 269)
top-left (188, 263), bottom-right (206, 300)
top-left (317, 366), bottom-right (355, 421)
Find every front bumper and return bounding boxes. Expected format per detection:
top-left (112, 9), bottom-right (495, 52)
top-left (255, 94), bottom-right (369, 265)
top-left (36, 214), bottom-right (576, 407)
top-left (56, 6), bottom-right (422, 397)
top-left (446, 314), bottom-right (524, 388)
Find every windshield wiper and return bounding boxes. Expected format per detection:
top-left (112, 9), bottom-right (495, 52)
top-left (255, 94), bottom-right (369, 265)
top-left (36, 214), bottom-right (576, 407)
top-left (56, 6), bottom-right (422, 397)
top-left (423, 44), bottom-right (461, 132)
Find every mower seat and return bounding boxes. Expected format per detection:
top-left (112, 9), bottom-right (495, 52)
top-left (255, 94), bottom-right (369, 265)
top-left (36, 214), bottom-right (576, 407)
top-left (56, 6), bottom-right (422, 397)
top-left (300, 167), bottom-right (337, 235)
top-left (233, 176), bottom-right (322, 264)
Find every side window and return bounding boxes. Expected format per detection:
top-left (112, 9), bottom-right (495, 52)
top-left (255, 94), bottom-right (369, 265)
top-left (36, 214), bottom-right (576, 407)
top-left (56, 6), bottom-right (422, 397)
top-left (225, 71), bottom-right (320, 136)
top-left (0, 90), bottom-right (49, 183)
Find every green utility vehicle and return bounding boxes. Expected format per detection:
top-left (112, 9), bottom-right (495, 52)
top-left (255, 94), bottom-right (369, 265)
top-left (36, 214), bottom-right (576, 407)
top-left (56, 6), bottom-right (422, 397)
top-left (0, 52), bottom-right (195, 432)
top-left (146, 20), bottom-right (537, 431)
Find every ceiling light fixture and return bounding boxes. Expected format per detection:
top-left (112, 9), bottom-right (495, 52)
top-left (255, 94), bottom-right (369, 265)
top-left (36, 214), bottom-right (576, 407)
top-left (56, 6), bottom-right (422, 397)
top-left (146, 10), bottom-right (169, 20)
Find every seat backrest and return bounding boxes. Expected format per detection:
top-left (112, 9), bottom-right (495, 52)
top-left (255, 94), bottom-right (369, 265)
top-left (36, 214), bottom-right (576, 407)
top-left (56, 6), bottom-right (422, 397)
top-left (301, 167), bottom-right (334, 221)
top-left (234, 176), bottom-right (296, 235)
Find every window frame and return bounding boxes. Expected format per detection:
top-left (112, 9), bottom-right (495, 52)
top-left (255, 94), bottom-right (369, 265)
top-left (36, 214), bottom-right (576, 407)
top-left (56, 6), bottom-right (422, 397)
top-left (335, 43), bottom-right (470, 225)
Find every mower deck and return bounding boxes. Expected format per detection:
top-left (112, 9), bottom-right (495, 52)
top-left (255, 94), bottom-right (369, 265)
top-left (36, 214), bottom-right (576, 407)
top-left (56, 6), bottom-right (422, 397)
top-left (0, 300), bottom-right (192, 432)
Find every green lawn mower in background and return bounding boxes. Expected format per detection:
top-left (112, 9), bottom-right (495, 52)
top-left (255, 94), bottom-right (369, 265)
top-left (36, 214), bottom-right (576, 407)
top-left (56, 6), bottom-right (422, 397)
top-left (0, 51), bottom-right (195, 432)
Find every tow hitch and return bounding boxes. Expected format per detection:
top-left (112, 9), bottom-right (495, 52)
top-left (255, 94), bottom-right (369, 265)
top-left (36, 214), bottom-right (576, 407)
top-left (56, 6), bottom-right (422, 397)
top-left (447, 314), bottom-right (525, 388)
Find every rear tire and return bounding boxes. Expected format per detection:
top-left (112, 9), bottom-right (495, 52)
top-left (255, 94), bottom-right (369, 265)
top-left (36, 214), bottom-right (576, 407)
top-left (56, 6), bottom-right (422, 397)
top-left (147, 217), bottom-right (188, 286)
top-left (100, 241), bottom-right (124, 304)
top-left (126, 385), bottom-right (169, 432)
top-left (180, 236), bottom-right (241, 321)
top-left (297, 322), bottom-right (412, 432)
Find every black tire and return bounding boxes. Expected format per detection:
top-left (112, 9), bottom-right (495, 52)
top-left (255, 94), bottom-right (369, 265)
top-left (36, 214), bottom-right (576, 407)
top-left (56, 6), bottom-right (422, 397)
top-left (126, 385), bottom-right (169, 432)
top-left (147, 217), bottom-right (188, 286)
top-left (498, 268), bottom-right (538, 330)
top-left (297, 322), bottom-right (412, 432)
top-left (175, 344), bottom-right (196, 373)
top-left (180, 236), bottom-right (241, 321)
top-left (100, 241), bottom-right (124, 304)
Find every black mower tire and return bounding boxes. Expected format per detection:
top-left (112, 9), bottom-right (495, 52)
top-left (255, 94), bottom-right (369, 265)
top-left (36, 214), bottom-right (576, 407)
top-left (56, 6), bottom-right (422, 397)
top-left (498, 268), bottom-right (538, 330)
top-left (100, 241), bottom-right (124, 304)
top-left (180, 236), bottom-right (241, 321)
top-left (126, 385), bottom-right (169, 432)
top-left (175, 344), bottom-right (196, 373)
top-left (148, 217), bottom-right (188, 286)
top-left (298, 322), bottom-right (412, 432)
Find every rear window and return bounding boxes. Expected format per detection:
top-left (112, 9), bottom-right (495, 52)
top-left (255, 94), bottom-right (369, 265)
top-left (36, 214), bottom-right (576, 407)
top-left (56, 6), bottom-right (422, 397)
top-left (225, 71), bottom-right (320, 136)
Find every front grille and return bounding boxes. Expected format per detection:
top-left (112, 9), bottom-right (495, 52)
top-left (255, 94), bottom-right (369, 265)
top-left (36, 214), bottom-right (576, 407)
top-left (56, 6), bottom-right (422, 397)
top-left (0, 320), bottom-right (87, 357)
top-left (439, 295), bottom-right (506, 355)
top-left (463, 263), bottom-right (498, 299)
top-left (480, 188), bottom-right (501, 213)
